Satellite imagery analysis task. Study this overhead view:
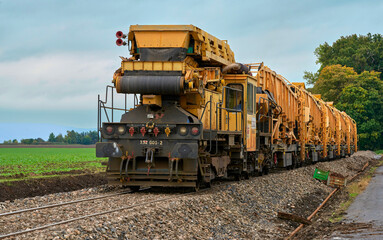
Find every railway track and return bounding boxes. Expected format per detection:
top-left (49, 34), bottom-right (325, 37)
top-left (0, 187), bottom-right (207, 239)
top-left (0, 168), bottom-right (306, 239)
top-left (0, 190), bottom-right (134, 218)
top-left (0, 155), bottom-right (372, 239)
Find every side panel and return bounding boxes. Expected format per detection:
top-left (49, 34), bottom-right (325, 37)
top-left (200, 90), bottom-right (222, 131)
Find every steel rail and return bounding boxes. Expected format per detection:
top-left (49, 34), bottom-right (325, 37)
top-left (285, 188), bottom-right (338, 240)
top-left (0, 189), bottom-right (207, 239)
top-left (0, 191), bottom-right (132, 218)
top-left (0, 187), bottom-right (151, 218)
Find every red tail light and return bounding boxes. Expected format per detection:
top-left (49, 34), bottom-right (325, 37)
top-left (129, 127), bottom-right (135, 136)
top-left (140, 127), bottom-right (146, 136)
top-left (191, 127), bottom-right (200, 136)
top-left (153, 127), bottom-right (160, 137)
top-left (106, 126), bottom-right (114, 135)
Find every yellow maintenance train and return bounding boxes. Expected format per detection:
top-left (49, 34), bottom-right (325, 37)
top-left (96, 25), bottom-right (357, 190)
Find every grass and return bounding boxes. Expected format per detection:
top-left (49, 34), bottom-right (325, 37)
top-left (329, 175), bottom-right (372, 223)
top-left (0, 148), bottom-right (106, 182)
top-left (329, 159), bottom-right (383, 223)
top-left (375, 150), bottom-right (383, 155)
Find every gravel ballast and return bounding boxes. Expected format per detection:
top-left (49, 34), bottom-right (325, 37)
top-left (0, 151), bottom-right (379, 239)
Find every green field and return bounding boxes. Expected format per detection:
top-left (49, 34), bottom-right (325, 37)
top-left (376, 150), bottom-right (383, 155)
top-left (0, 148), bottom-right (106, 182)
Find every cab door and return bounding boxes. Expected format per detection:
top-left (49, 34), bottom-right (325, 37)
top-left (224, 84), bottom-right (243, 132)
top-left (246, 83), bottom-right (256, 151)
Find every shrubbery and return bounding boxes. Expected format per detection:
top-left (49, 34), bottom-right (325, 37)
top-left (2, 130), bottom-right (98, 145)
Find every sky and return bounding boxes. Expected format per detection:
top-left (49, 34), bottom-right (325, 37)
top-left (0, 0), bottom-right (382, 141)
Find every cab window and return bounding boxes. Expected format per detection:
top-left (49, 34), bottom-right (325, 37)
top-left (225, 84), bottom-right (243, 111)
top-left (247, 83), bottom-right (253, 114)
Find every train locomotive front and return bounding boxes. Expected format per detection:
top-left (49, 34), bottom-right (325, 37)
top-left (95, 25), bottom-right (231, 190)
top-left (97, 99), bottom-right (202, 188)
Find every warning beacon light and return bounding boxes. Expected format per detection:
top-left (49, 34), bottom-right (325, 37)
top-left (116, 38), bottom-right (126, 46)
top-left (116, 31), bottom-right (126, 39)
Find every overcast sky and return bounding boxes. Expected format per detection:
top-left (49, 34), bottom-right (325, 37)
top-left (0, 0), bottom-right (382, 139)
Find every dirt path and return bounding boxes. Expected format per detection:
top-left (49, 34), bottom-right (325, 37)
top-left (327, 165), bottom-right (383, 239)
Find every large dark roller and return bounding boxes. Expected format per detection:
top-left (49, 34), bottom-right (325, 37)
top-left (116, 75), bottom-right (184, 95)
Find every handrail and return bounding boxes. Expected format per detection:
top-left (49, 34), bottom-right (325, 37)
top-left (208, 95), bottom-right (213, 153)
top-left (256, 96), bottom-right (274, 136)
top-left (199, 100), bottom-right (212, 121)
top-left (97, 85), bottom-right (137, 141)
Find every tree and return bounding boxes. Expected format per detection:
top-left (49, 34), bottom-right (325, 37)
top-left (335, 71), bottom-right (383, 150)
top-left (48, 133), bottom-right (56, 142)
top-left (88, 131), bottom-right (99, 143)
top-left (12, 139), bottom-right (18, 144)
top-left (314, 33), bottom-right (383, 78)
top-left (11, 130), bottom-right (98, 145)
top-left (303, 71), bottom-right (319, 86)
top-left (55, 134), bottom-right (64, 143)
top-left (62, 130), bottom-right (98, 144)
top-left (312, 65), bottom-right (358, 102)
top-left (304, 33), bottom-right (383, 86)
top-left (65, 130), bottom-right (77, 144)
top-left (305, 33), bottom-right (383, 150)
top-left (21, 138), bottom-right (34, 144)
top-left (82, 135), bottom-right (92, 145)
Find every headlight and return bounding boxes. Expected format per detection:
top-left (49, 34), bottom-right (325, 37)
top-left (105, 125), bottom-right (114, 135)
top-left (117, 126), bottom-right (126, 135)
top-left (191, 127), bottom-right (200, 136)
top-left (179, 126), bottom-right (188, 136)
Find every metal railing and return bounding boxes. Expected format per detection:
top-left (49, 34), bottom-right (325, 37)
top-left (256, 96), bottom-right (273, 134)
top-left (256, 96), bottom-right (281, 141)
top-left (97, 85), bottom-right (138, 141)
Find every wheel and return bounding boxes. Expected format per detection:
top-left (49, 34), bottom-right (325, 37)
top-left (293, 157), bottom-right (301, 169)
top-left (263, 166), bottom-right (269, 175)
top-left (234, 174), bottom-right (241, 181)
top-left (129, 186), bottom-right (140, 192)
top-left (194, 180), bottom-right (200, 192)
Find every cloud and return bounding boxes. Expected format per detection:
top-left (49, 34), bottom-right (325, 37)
top-left (0, 52), bottom-right (119, 110)
top-left (229, 27), bottom-right (319, 81)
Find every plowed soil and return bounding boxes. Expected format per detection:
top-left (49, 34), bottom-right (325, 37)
top-left (0, 174), bottom-right (106, 202)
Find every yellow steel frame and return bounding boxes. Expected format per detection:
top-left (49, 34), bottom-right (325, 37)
top-left (127, 25), bottom-right (235, 66)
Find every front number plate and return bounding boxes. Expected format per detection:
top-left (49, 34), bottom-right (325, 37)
top-left (140, 140), bottom-right (163, 145)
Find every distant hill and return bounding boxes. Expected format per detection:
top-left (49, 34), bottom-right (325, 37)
top-left (0, 123), bottom-right (95, 142)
